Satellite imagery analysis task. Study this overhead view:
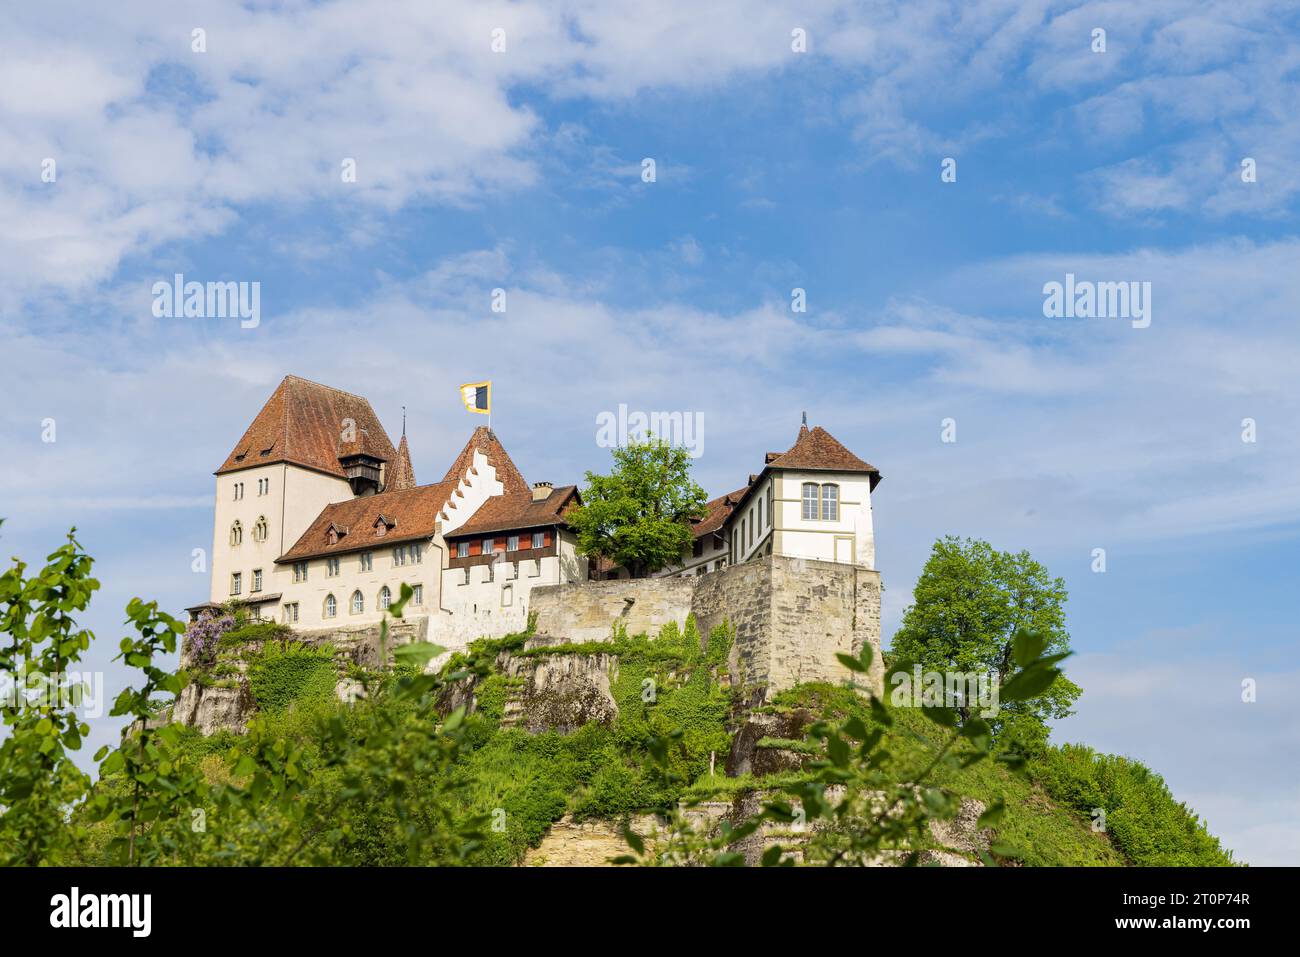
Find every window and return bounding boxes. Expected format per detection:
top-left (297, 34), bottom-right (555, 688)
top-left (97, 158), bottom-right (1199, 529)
top-left (768, 484), bottom-right (774, 529)
top-left (252, 569), bottom-right (262, 593)
top-left (283, 602), bottom-right (299, 624)
top-left (501, 584), bottom-right (513, 607)
top-left (462, 568), bottom-right (471, 585)
top-left (748, 512), bottom-right (754, 548)
top-left (821, 484), bottom-right (839, 521)
top-left (411, 584), bottom-right (423, 606)
top-left (742, 518), bottom-right (748, 553)
top-left (379, 586), bottom-right (391, 610)
top-left (230, 520), bottom-right (242, 546)
top-left (230, 572), bottom-right (242, 595)
top-left (532, 531), bottom-right (544, 549)
top-left (351, 590), bottom-right (364, 615)
top-left (456, 541), bottom-right (469, 558)
top-left (324, 594), bottom-right (337, 618)
top-left (507, 535), bottom-right (520, 551)
top-left (327, 557), bottom-right (339, 577)
top-left (253, 516), bottom-right (268, 542)
top-left (293, 561), bottom-right (308, 583)
top-left (360, 552), bottom-right (373, 572)
top-left (257, 477), bottom-right (268, 496)
top-left (482, 538), bottom-right (495, 555)
top-left (392, 544), bottom-right (423, 567)
top-left (692, 539), bottom-right (703, 558)
top-left (233, 482), bottom-right (243, 500)
top-left (802, 483), bottom-right (819, 520)
top-left (758, 495), bottom-right (764, 530)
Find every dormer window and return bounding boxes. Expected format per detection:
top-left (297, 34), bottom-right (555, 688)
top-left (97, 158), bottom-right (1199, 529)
top-left (373, 514), bottom-right (395, 538)
top-left (327, 522), bottom-right (349, 545)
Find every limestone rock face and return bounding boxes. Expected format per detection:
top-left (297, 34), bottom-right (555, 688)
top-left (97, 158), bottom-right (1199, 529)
top-left (524, 814), bottom-right (660, 866)
top-left (501, 652), bottom-right (618, 735)
top-left (726, 709), bottom-right (816, 777)
top-left (172, 680), bottom-right (254, 735)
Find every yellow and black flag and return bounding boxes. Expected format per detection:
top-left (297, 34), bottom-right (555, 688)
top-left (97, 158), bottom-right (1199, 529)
top-left (459, 381), bottom-right (491, 415)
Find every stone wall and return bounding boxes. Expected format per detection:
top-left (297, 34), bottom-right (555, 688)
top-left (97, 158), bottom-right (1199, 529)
top-left (528, 576), bottom-right (697, 643)
top-left (530, 555), bottom-right (882, 700)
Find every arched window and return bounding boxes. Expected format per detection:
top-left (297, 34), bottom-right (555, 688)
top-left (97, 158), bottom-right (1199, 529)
top-left (758, 495), bottom-right (764, 530)
top-left (230, 520), bottom-right (243, 546)
top-left (378, 586), bottom-right (391, 611)
top-left (801, 483), bottom-right (819, 520)
top-left (324, 594), bottom-right (337, 618)
top-left (351, 590), bottom-right (364, 615)
top-left (821, 484), bottom-right (839, 521)
top-left (253, 516), bottom-right (268, 542)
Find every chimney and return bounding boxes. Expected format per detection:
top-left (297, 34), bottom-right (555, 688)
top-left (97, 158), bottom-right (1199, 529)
top-left (531, 481), bottom-right (553, 502)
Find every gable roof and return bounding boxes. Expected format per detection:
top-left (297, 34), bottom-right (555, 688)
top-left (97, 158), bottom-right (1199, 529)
top-left (216, 375), bottom-right (397, 478)
top-left (691, 487), bottom-right (749, 539)
top-left (448, 486), bottom-right (581, 538)
top-left (277, 481), bottom-right (455, 562)
top-left (441, 426), bottom-right (530, 496)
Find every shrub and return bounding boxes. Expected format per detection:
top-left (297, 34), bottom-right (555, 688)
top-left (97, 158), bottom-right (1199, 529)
top-left (247, 642), bottom-right (338, 713)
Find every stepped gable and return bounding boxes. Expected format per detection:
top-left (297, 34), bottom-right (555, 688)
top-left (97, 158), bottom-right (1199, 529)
top-left (277, 481), bottom-right (455, 562)
top-left (441, 425), bottom-right (529, 495)
top-left (216, 375), bottom-right (397, 478)
top-left (451, 485), bottom-right (581, 538)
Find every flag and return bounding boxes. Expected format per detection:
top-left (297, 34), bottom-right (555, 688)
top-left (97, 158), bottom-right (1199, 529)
top-left (459, 381), bottom-right (491, 415)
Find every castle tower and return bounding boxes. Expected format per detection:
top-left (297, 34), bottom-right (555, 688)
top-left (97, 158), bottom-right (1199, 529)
top-left (209, 375), bottom-right (397, 612)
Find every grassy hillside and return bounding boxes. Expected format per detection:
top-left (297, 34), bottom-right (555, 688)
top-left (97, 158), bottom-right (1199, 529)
top-left (124, 619), bottom-right (1235, 867)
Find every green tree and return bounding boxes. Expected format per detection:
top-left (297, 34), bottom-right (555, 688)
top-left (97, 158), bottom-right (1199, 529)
top-left (569, 439), bottom-right (709, 579)
top-left (889, 537), bottom-right (1081, 752)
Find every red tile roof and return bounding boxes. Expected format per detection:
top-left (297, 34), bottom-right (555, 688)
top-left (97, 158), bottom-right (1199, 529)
top-left (388, 435), bottom-right (417, 491)
top-left (277, 481), bottom-right (456, 562)
top-left (216, 375), bottom-right (397, 478)
top-left (448, 486), bottom-right (580, 538)
top-left (768, 425), bottom-right (880, 479)
top-left (718, 423), bottom-right (881, 521)
top-left (441, 426), bottom-right (529, 496)
top-left (691, 487), bottom-right (749, 538)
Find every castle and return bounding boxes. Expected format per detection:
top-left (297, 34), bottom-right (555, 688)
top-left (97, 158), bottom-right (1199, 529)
top-left (189, 375), bottom-right (883, 661)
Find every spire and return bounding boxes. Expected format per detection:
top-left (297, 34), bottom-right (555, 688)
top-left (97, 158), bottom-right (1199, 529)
top-left (401, 405), bottom-right (406, 438)
top-left (388, 434), bottom-right (416, 492)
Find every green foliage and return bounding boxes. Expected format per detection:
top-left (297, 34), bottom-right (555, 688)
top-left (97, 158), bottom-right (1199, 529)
top-left (1031, 744), bottom-right (1236, 866)
top-left (890, 537), bottom-right (1082, 742)
top-left (248, 642), bottom-right (338, 713)
top-left (432, 615), bottom-right (734, 863)
top-left (568, 438), bottom-right (710, 578)
top-left (2, 527), bottom-right (1236, 869)
top-left (219, 620), bottom-right (292, 649)
top-left (0, 525), bottom-right (98, 866)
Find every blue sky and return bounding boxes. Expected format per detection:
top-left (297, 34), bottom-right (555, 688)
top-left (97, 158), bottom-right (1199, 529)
top-left (3, 1), bottom-right (1299, 864)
